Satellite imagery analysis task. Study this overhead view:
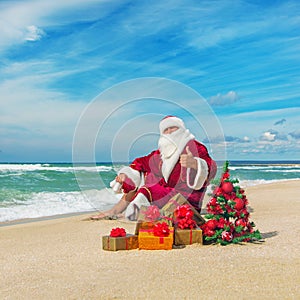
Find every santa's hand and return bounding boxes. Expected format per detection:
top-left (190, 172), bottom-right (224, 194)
top-left (110, 173), bottom-right (128, 193)
top-left (116, 173), bottom-right (127, 183)
top-left (180, 146), bottom-right (198, 170)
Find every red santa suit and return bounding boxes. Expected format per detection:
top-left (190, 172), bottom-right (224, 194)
top-left (117, 116), bottom-right (217, 220)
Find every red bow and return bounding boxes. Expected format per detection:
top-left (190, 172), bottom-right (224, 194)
top-left (110, 227), bottom-right (126, 237)
top-left (142, 205), bottom-right (161, 221)
top-left (153, 222), bottom-right (170, 237)
top-left (174, 204), bottom-right (196, 229)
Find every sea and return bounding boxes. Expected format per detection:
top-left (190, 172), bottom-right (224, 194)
top-left (0, 161), bottom-right (299, 223)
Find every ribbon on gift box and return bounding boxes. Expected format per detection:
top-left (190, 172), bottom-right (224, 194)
top-left (141, 205), bottom-right (161, 222)
top-left (169, 199), bottom-right (180, 207)
top-left (103, 227), bottom-right (132, 251)
top-left (189, 228), bottom-right (193, 245)
top-left (174, 205), bottom-right (197, 230)
top-left (139, 224), bottom-right (174, 245)
top-left (110, 227), bottom-right (126, 237)
top-left (153, 222), bottom-right (170, 236)
top-left (139, 229), bottom-right (166, 244)
top-left (162, 194), bottom-right (206, 226)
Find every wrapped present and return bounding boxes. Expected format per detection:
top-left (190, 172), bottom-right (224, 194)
top-left (138, 222), bottom-right (174, 250)
top-left (102, 234), bottom-right (139, 251)
top-left (138, 205), bottom-right (161, 222)
top-left (102, 227), bottom-right (138, 251)
top-left (174, 228), bottom-right (203, 246)
top-left (161, 193), bottom-right (206, 226)
top-left (135, 220), bottom-right (157, 235)
top-left (135, 205), bottom-right (172, 235)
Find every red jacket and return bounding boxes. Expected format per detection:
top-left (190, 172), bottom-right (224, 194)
top-left (130, 139), bottom-right (217, 211)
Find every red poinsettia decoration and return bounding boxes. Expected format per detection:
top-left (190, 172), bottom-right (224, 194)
top-left (153, 222), bottom-right (170, 237)
top-left (110, 227), bottom-right (126, 237)
top-left (174, 204), bottom-right (196, 229)
top-left (202, 161), bottom-right (261, 245)
top-left (142, 205), bottom-right (161, 222)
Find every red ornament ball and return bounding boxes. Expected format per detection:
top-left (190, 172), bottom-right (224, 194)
top-left (204, 229), bottom-right (215, 237)
top-left (235, 218), bottom-right (247, 228)
top-left (208, 197), bottom-right (217, 206)
top-left (206, 219), bottom-right (218, 230)
top-left (221, 182), bottom-right (234, 193)
top-left (221, 231), bottom-right (233, 242)
top-left (234, 197), bottom-right (245, 211)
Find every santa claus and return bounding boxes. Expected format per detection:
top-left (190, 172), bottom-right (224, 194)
top-left (91, 116), bottom-right (217, 220)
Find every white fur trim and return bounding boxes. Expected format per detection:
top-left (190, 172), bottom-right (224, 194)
top-left (186, 157), bottom-right (209, 190)
top-left (118, 166), bottom-right (141, 187)
top-left (109, 179), bottom-right (122, 193)
top-left (125, 193), bottom-right (150, 221)
top-left (159, 116), bottom-right (185, 134)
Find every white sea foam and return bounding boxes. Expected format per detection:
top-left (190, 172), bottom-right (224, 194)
top-left (261, 169), bottom-right (300, 173)
top-left (0, 188), bottom-right (120, 222)
top-left (229, 165), bottom-right (300, 171)
top-left (238, 178), bottom-right (298, 187)
top-left (0, 164), bottom-right (114, 173)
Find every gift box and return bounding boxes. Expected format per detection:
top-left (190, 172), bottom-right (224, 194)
top-left (174, 228), bottom-right (203, 246)
top-left (102, 234), bottom-right (139, 251)
top-left (135, 205), bottom-right (172, 235)
top-left (135, 220), bottom-right (156, 235)
top-left (137, 205), bottom-right (161, 222)
top-left (138, 224), bottom-right (174, 250)
top-left (161, 193), bottom-right (206, 226)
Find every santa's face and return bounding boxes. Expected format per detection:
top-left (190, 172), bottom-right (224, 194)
top-left (163, 126), bottom-right (179, 134)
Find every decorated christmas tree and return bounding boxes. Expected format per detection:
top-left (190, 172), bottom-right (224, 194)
top-left (201, 161), bottom-right (261, 245)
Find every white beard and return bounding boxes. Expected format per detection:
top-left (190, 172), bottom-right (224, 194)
top-left (158, 135), bottom-right (177, 159)
top-left (158, 128), bottom-right (194, 182)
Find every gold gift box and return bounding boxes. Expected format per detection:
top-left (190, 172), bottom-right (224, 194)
top-left (138, 227), bottom-right (174, 250)
top-left (174, 228), bottom-right (203, 246)
top-left (161, 193), bottom-right (206, 226)
top-left (135, 220), bottom-right (156, 235)
top-left (102, 234), bottom-right (139, 251)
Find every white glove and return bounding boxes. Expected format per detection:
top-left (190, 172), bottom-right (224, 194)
top-left (125, 193), bottom-right (150, 221)
top-left (109, 179), bottom-right (122, 193)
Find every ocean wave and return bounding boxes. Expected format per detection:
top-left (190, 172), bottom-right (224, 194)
top-left (230, 165), bottom-right (300, 171)
top-left (0, 164), bottom-right (114, 173)
top-left (0, 188), bottom-right (121, 222)
top-left (261, 169), bottom-right (300, 173)
top-left (238, 178), bottom-right (299, 187)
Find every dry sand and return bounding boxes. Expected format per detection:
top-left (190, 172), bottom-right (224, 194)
top-left (1, 180), bottom-right (300, 299)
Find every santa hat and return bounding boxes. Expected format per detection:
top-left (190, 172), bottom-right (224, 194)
top-left (159, 115), bottom-right (186, 134)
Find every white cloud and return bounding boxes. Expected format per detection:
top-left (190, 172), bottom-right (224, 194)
top-left (243, 136), bottom-right (250, 142)
top-left (0, 0), bottom-right (122, 52)
top-left (260, 131), bottom-right (276, 142)
top-left (208, 91), bottom-right (240, 106)
top-left (24, 25), bottom-right (45, 41)
top-left (259, 129), bottom-right (289, 142)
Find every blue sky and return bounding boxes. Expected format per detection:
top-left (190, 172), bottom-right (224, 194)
top-left (1, 0), bottom-right (300, 162)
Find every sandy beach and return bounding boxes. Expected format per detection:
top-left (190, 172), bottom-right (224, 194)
top-left (1, 180), bottom-right (299, 300)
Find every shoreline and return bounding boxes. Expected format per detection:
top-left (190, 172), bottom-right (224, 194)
top-left (1, 179), bottom-right (300, 227)
top-left (1, 179), bottom-right (300, 299)
top-left (0, 211), bottom-right (95, 228)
